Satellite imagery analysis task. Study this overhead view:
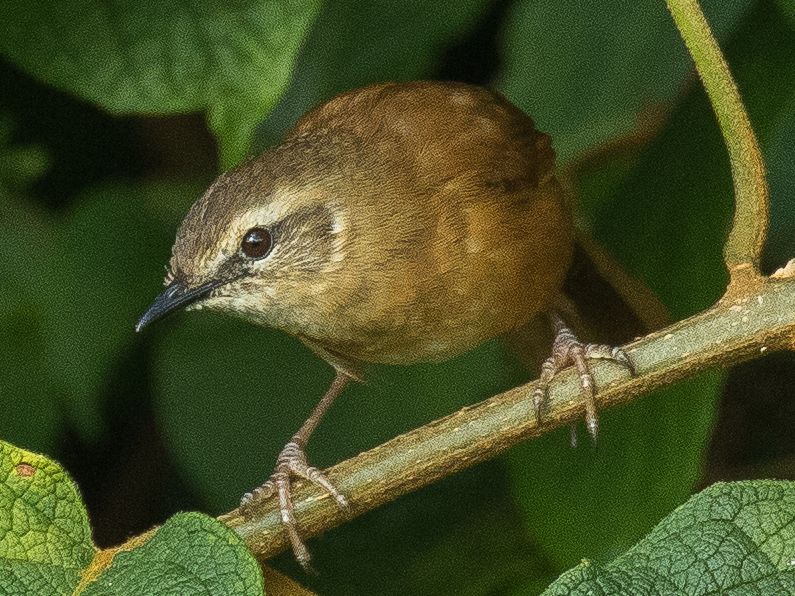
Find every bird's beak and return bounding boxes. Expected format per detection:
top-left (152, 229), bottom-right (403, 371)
top-left (135, 279), bottom-right (222, 332)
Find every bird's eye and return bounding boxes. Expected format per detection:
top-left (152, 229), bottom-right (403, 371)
top-left (241, 227), bottom-right (273, 259)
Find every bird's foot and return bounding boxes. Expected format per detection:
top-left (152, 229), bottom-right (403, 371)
top-left (532, 316), bottom-right (634, 443)
top-left (239, 439), bottom-right (348, 571)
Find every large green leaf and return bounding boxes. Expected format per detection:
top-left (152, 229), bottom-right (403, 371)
top-left (498, 0), bottom-right (750, 163)
top-left (0, 440), bottom-right (94, 594)
top-left (0, 439), bottom-right (265, 595)
top-left (508, 0), bottom-right (795, 575)
top-left (0, 0), bottom-right (321, 167)
top-left (542, 481), bottom-right (795, 595)
top-left (81, 512), bottom-right (264, 596)
top-left (255, 0), bottom-right (491, 146)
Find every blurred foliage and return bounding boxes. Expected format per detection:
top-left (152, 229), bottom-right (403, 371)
top-left (1, 0), bottom-right (794, 595)
top-left (0, 0), bottom-right (321, 167)
top-left (499, 0), bottom-right (750, 162)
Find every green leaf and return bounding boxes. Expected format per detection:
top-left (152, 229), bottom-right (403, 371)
top-left (542, 481), bottom-right (795, 595)
top-left (81, 512), bottom-right (264, 595)
top-left (0, 440), bottom-right (94, 595)
top-left (507, 0), bottom-right (795, 574)
top-left (498, 0), bottom-right (750, 163)
top-left (777, 0), bottom-right (795, 31)
top-left (0, 115), bottom-right (49, 190)
top-left (0, 0), bottom-right (321, 168)
top-left (0, 128), bottom-right (61, 453)
top-left (0, 439), bottom-right (265, 594)
top-left (256, 0), bottom-right (491, 146)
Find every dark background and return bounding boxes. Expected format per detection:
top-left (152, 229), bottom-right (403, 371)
top-left (1, 1), bottom-right (794, 594)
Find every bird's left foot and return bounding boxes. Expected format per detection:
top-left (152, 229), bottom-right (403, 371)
top-left (239, 440), bottom-right (348, 571)
top-left (533, 313), bottom-right (634, 442)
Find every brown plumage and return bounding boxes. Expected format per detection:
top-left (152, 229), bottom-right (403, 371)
top-left (137, 81), bottom-right (628, 569)
top-left (167, 81), bottom-right (573, 373)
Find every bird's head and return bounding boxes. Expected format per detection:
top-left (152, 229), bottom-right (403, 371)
top-left (136, 146), bottom-right (350, 335)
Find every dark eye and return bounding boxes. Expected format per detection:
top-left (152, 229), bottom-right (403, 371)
top-left (241, 227), bottom-right (273, 259)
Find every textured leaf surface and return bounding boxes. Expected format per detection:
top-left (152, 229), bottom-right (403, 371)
top-left (0, 0), bottom-right (321, 166)
top-left (0, 440), bottom-right (94, 595)
top-left (542, 481), bottom-right (795, 595)
top-left (82, 512), bottom-right (264, 595)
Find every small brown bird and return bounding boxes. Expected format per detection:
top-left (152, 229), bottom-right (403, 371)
top-left (137, 81), bottom-right (633, 567)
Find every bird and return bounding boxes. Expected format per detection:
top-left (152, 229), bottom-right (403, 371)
top-left (136, 80), bottom-right (634, 568)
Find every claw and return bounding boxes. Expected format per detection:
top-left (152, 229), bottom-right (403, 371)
top-left (532, 313), bottom-right (634, 443)
top-left (240, 440), bottom-right (348, 571)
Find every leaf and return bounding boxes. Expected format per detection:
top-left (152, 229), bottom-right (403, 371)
top-left (0, 127), bottom-right (61, 453)
top-left (0, 440), bottom-right (94, 595)
top-left (0, 0), bottom-right (321, 167)
top-left (255, 0), bottom-right (491, 145)
top-left (498, 0), bottom-right (750, 163)
top-left (542, 481), bottom-right (795, 595)
top-left (41, 181), bottom-right (201, 438)
top-left (0, 439), bottom-right (266, 595)
top-left (777, 0), bottom-right (795, 31)
top-left (0, 114), bottom-right (49, 190)
top-left (507, 0), bottom-right (795, 573)
top-left (81, 512), bottom-right (264, 596)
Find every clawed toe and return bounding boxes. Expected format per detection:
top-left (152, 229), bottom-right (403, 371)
top-left (532, 313), bottom-right (635, 443)
top-left (239, 440), bottom-right (348, 571)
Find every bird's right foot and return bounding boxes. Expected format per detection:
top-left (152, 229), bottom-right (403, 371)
top-left (532, 313), bottom-right (634, 443)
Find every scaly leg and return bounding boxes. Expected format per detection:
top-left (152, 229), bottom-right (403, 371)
top-left (532, 312), bottom-right (634, 441)
top-left (240, 370), bottom-right (351, 570)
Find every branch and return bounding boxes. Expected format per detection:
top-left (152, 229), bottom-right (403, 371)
top-left (217, 0), bottom-right (781, 564)
top-left (221, 273), bottom-right (795, 561)
top-left (666, 0), bottom-right (769, 275)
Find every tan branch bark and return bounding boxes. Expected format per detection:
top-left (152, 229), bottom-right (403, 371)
top-left (221, 273), bottom-right (795, 561)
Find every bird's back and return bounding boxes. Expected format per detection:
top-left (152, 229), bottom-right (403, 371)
top-left (286, 82), bottom-right (575, 367)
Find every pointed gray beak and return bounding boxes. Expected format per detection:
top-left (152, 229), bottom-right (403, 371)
top-left (135, 279), bottom-right (222, 332)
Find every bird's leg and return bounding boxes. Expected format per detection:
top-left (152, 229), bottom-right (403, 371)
top-left (240, 370), bottom-right (351, 570)
top-left (532, 312), bottom-right (634, 442)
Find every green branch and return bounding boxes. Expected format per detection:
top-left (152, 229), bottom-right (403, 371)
top-left (666, 0), bottom-right (769, 273)
top-left (221, 273), bottom-right (795, 561)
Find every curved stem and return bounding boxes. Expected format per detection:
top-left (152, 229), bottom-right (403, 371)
top-left (666, 0), bottom-right (768, 275)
